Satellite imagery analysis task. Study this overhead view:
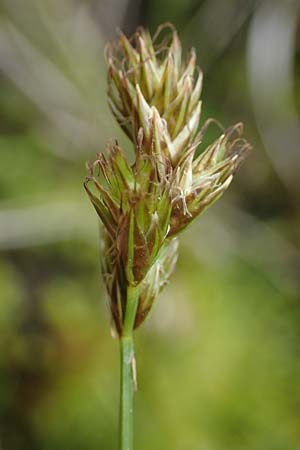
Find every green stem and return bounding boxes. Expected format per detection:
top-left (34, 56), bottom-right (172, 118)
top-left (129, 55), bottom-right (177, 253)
top-left (119, 336), bottom-right (134, 450)
top-left (119, 284), bottom-right (140, 450)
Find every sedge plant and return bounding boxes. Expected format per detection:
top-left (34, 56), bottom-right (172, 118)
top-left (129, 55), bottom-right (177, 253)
top-left (84, 23), bottom-right (251, 450)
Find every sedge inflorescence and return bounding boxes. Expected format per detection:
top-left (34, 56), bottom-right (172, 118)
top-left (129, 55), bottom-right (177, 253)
top-left (84, 23), bottom-right (251, 335)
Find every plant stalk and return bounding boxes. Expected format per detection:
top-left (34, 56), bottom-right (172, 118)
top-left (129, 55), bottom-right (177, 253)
top-left (119, 284), bottom-right (140, 450)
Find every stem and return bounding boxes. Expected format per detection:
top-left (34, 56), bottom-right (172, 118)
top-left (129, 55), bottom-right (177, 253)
top-left (119, 336), bottom-right (134, 450)
top-left (119, 284), bottom-right (140, 450)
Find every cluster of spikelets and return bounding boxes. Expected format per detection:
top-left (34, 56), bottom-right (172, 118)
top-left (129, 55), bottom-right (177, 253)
top-left (84, 24), bottom-right (251, 335)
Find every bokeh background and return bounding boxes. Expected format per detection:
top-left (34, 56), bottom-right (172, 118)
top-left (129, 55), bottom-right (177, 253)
top-left (1, 0), bottom-right (300, 449)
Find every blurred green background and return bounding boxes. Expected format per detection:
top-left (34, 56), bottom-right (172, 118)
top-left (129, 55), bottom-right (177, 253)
top-left (1, 0), bottom-right (300, 449)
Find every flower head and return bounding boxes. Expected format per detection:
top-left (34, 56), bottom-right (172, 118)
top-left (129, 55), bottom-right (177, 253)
top-left (85, 24), bottom-right (251, 335)
top-left (100, 227), bottom-right (178, 334)
top-left (84, 142), bottom-right (178, 333)
top-left (168, 122), bottom-right (251, 235)
top-left (106, 24), bottom-right (202, 164)
top-left (84, 142), bottom-right (173, 285)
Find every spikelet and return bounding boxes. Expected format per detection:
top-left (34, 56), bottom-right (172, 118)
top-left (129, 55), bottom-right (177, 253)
top-left (106, 24), bottom-right (202, 165)
top-left (85, 141), bottom-right (178, 333)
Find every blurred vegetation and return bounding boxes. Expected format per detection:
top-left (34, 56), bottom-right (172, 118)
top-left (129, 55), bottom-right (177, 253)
top-left (0, 1), bottom-right (300, 449)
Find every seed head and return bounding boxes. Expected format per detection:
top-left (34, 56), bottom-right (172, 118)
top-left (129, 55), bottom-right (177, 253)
top-left (100, 227), bottom-right (178, 334)
top-left (106, 24), bottom-right (202, 164)
top-left (84, 142), bottom-right (173, 285)
top-left (168, 122), bottom-right (251, 235)
top-left (85, 142), bottom-right (179, 334)
top-left (85, 24), bottom-right (251, 335)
